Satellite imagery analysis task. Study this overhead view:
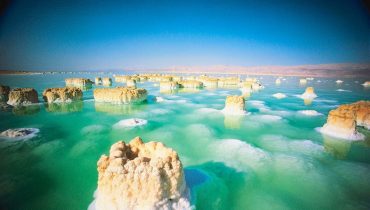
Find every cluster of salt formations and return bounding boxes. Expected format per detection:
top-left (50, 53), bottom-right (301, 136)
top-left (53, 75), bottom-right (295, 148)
top-left (0, 85), bottom-right (10, 103)
top-left (299, 78), bottom-right (307, 85)
top-left (218, 77), bottom-right (240, 87)
top-left (300, 87), bottom-right (317, 99)
top-left (114, 75), bottom-right (141, 83)
top-left (90, 137), bottom-right (190, 210)
top-left (221, 95), bottom-right (247, 115)
top-left (320, 101), bottom-right (369, 140)
top-left (178, 80), bottom-right (203, 88)
top-left (275, 78), bottom-right (281, 85)
top-left (0, 128), bottom-right (40, 141)
top-left (7, 88), bottom-right (39, 106)
top-left (95, 77), bottom-right (102, 85)
top-left (42, 87), bottom-right (82, 103)
top-left (102, 78), bottom-right (112, 86)
top-left (94, 87), bottom-right (147, 104)
top-left (160, 81), bottom-right (179, 90)
top-left (362, 81), bottom-right (370, 87)
top-left (65, 78), bottom-right (93, 87)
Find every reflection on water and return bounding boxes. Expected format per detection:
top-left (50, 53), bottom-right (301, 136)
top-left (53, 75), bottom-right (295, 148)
top-left (323, 135), bottom-right (352, 159)
top-left (94, 102), bottom-right (147, 115)
top-left (12, 105), bottom-right (41, 115)
top-left (160, 89), bottom-right (178, 94)
top-left (45, 101), bottom-right (83, 113)
top-left (178, 88), bottom-right (201, 93)
top-left (66, 84), bottom-right (92, 91)
top-left (304, 98), bottom-right (313, 105)
top-left (224, 115), bottom-right (244, 129)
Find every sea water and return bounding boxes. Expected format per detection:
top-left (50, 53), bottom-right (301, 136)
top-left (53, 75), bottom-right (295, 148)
top-left (0, 73), bottom-right (369, 210)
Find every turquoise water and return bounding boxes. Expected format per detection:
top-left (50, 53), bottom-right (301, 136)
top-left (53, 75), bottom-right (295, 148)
top-left (0, 73), bottom-right (370, 210)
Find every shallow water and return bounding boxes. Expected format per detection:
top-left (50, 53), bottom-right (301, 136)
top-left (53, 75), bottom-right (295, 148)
top-left (0, 73), bottom-right (370, 210)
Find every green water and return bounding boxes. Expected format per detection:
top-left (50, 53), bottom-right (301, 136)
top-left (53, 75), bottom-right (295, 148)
top-left (0, 73), bottom-right (370, 210)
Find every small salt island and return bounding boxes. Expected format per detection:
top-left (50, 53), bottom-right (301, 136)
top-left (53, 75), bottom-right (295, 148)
top-left (43, 87), bottom-right (82, 103)
top-left (222, 95), bottom-right (248, 115)
top-left (94, 87), bottom-right (147, 104)
top-left (300, 87), bottom-right (317, 99)
top-left (7, 88), bottom-right (39, 106)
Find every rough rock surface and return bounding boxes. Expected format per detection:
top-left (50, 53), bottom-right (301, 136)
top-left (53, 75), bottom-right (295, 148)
top-left (300, 87), bottom-right (317, 99)
top-left (320, 101), bottom-right (370, 140)
top-left (94, 87), bottom-right (147, 104)
top-left (102, 78), bottom-right (112, 86)
top-left (115, 75), bottom-right (132, 83)
top-left (0, 128), bottom-right (40, 141)
top-left (65, 78), bottom-right (93, 87)
top-left (95, 77), bottom-right (102, 85)
top-left (160, 81), bottom-right (179, 90)
top-left (91, 137), bottom-right (190, 210)
top-left (0, 85), bottom-right (10, 102)
top-left (178, 80), bottom-right (203, 88)
top-left (43, 87), bottom-right (82, 103)
top-left (7, 88), bottom-right (39, 106)
top-left (222, 95), bottom-right (247, 115)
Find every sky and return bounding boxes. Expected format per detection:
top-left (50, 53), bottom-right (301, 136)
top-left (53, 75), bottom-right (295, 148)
top-left (0, 0), bottom-right (369, 71)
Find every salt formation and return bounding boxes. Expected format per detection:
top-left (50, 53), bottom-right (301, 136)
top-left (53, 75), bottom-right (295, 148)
top-left (275, 78), bottom-right (281, 85)
top-left (178, 80), bottom-right (203, 88)
top-left (102, 78), bottom-right (112, 86)
top-left (298, 110), bottom-right (322, 116)
top-left (218, 77), bottom-right (240, 87)
top-left (7, 88), bottom-right (39, 106)
top-left (94, 87), bottom-right (147, 104)
top-left (0, 85), bottom-right (10, 102)
top-left (113, 118), bottom-right (148, 128)
top-left (273, 93), bottom-right (286, 99)
top-left (362, 81), bottom-right (370, 87)
top-left (336, 80), bottom-right (343, 84)
top-left (221, 95), bottom-right (247, 115)
top-left (300, 87), bottom-right (317, 99)
top-left (42, 87), bottom-right (82, 103)
top-left (126, 79), bottom-right (137, 88)
top-left (160, 81), bottom-right (179, 90)
top-left (95, 77), bottom-right (102, 85)
top-left (299, 79), bottom-right (307, 85)
top-left (65, 78), bottom-right (93, 87)
top-left (115, 75), bottom-right (132, 83)
top-left (319, 101), bottom-right (370, 140)
top-left (202, 78), bottom-right (218, 88)
top-left (90, 137), bottom-right (190, 210)
top-left (0, 128), bottom-right (39, 141)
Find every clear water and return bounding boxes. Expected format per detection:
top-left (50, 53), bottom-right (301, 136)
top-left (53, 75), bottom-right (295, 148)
top-left (0, 73), bottom-right (370, 210)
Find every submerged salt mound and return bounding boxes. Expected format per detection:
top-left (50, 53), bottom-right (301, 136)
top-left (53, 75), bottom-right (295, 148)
top-left (300, 87), bottom-right (317, 99)
top-left (336, 80), bottom-right (343, 84)
top-left (336, 89), bottom-right (351, 92)
top-left (42, 87), bottom-right (82, 103)
top-left (91, 137), bottom-right (190, 210)
top-left (94, 87), bottom-right (147, 104)
top-left (319, 101), bottom-right (370, 140)
top-left (362, 81), bottom-right (370, 87)
top-left (7, 88), bottom-right (39, 106)
top-left (113, 118), bottom-right (148, 129)
top-left (0, 85), bottom-right (10, 102)
top-left (221, 95), bottom-right (247, 115)
top-left (272, 93), bottom-right (286, 99)
top-left (0, 128), bottom-right (39, 141)
top-left (298, 110), bottom-right (323, 116)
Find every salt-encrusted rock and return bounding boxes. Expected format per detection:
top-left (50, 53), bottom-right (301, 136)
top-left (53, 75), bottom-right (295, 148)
top-left (114, 75), bottom-right (131, 83)
top-left (42, 87), bottom-right (82, 103)
top-left (7, 88), bottom-right (39, 106)
top-left (160, 81), bottom-right (179, 90)
top-left (362, 81), bottom-right (370, 87)
top-left (65, 78), bottom-right (93, 87)
top-left (91, 137), bottom-right (190, 210)
top-left (0, 128), bottom-right (39, 141)
top-left (221, 95), bottom-right (247, 115)
top-left (94, 87), bottom-right (147, 104)
top-left (178, 80), bottom-right (203, 88)
top-left (95, 77), bottom-right (102, 85)
top-left (300, 87), bottom-right (317, 99)
top-left (218, 78), bottom-right (240, 87)
top-left (0, 85), bottom-right (10, 102)
top-left (202, 78), bottom-right (218, 88)
top-left (299, 79), bottom-right (307, 85)
top-left (102, 78), bottom-right (112, 86)
top-left (320, 101), bottom-right (370, 140)
top-left (172, 76), bottom-right (182, 82)
top-left (126, 79), bottom-right (137, 88)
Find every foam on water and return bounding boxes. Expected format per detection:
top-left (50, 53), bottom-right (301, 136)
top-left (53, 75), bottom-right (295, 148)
top-left (113, 118), bottom-right (148, 129)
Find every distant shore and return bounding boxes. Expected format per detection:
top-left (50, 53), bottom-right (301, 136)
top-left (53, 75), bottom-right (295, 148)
top-left (1, 63), bottom-right (369, 78)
